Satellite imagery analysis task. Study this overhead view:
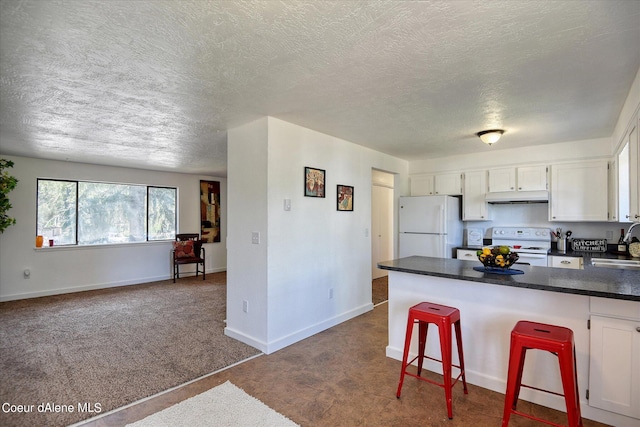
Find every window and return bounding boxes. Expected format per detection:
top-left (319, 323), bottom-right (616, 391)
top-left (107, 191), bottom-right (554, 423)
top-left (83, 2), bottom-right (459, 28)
top-left (37, 179), bottom-right (176, 245)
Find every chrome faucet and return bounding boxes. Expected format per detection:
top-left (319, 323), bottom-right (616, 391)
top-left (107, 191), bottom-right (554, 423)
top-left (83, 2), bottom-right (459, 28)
top-left (623, 222), bottom-right (640, 243)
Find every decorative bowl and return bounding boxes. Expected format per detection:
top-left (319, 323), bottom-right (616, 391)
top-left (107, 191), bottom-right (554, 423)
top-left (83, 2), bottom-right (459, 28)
top-left (477, 246), bottom-right (519, 269)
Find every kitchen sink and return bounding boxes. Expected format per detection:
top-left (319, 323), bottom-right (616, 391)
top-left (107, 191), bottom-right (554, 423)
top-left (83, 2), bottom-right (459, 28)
top-left (590, 258), bottom-right (640, 270)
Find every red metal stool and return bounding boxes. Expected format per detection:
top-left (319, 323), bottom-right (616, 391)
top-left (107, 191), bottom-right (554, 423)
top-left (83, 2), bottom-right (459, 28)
top-left (502, 321), bottom-right (583, 427)
top-left (396, 301), bottom-right (468, 419)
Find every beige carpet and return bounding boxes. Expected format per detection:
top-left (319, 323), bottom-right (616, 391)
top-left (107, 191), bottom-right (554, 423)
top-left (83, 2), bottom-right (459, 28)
top-left (125, 381), bottom-right (299, 427)
top-left (0, 273), bottom-right (261, 427)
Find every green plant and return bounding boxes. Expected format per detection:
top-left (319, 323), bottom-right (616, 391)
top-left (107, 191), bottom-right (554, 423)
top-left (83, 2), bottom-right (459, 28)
top-left (0, 159), bottom-right (18, 233)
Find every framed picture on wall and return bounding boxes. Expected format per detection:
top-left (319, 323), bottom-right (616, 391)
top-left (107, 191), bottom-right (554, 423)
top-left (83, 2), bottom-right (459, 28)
top-left (200, 180), bottom-right (221, 242)
top-left (337, 185), bottom-right (354, 211)
top-left (304, 167), bottom-right (325, 198)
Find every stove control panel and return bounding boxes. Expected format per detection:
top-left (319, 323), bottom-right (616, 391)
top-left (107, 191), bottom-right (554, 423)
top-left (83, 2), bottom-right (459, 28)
top-left (492, 227), bottom-right (551, 241)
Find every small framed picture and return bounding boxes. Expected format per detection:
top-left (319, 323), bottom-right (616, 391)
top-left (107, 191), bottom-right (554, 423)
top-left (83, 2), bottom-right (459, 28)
top-left (337, 185), bottom-right (354, 211)
top-left (304, 167), bottom-right (325, 198)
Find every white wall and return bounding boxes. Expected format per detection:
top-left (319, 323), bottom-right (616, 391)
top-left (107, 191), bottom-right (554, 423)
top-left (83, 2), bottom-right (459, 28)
top-left (466, 203), bottom-right (619, 243)
top-left (225, 117), bottom-right (408, 354)
top-left (225, 117), bottom-right (270, 349)
top-left (0, 155), bottom-right (227, 301)
top-left (613, 67), bottom-right (640, 151)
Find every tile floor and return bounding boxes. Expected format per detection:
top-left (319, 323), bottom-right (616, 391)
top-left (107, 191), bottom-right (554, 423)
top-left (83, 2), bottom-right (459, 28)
top-left (80, 300), bottom-right (609, 427)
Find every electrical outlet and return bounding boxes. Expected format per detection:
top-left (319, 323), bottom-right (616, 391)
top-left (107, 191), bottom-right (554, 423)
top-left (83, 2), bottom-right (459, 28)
top-left (606, 230), bottom-right (614, 241)
top-left (251, 232), bottom-right (260, 244)
top-left (242, 300), bottom-right (248, 313)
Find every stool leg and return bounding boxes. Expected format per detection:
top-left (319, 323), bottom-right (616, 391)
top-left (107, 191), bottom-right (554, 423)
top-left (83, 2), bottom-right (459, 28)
top-left (439, 319), bottom-right (454, 419)
top-left (417, 321), bottom-right (429, 376)
top-left (559, 345), bottom-right (583, 427)
top-left (397, 312), bottom-right (415, 398)
top-left (454, 320), bottom-right (468, 394)
top-left (502, 339), bottom-right (526, 427)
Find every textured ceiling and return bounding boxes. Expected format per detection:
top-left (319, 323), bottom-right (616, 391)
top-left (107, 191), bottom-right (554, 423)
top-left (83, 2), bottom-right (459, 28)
top-left (1, 0), bottom-right (639, 176)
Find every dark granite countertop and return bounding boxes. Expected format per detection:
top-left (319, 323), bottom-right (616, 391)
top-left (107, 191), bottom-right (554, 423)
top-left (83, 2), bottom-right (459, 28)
top-left (378, 256), bottom-right (640, 301)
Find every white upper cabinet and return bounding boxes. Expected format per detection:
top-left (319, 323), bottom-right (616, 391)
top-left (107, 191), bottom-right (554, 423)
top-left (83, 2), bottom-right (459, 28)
top-left (410, 175), bottom-right (435, 196)
top-left (488, 165), bottom-right (547, 192)
top-left (462, 170), bottom-right (488, 221)
top-left (434, 172), bottom-right (462, 195)
top-left (488, 168), bottom-right (516, 192)
top-left (517, 166), bottom-right (548, 191)
top-left (410, 173), bottom-right (462, 196)
top-left (549, 160), bottom-right (609, 221)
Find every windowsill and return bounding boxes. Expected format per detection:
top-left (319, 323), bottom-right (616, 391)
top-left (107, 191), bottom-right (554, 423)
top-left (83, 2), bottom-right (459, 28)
top-left (33, 240), bottom-right (173, 251)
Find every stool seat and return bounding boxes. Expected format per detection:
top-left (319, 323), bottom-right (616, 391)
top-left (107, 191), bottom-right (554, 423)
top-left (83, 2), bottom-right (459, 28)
top-left (396, 301), bottom-right (468, 419)
top-left (502, 321), bottom-right (583, 427)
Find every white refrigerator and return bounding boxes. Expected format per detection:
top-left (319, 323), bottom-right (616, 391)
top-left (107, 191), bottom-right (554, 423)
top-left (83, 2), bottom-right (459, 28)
top-left (399, 196), bottom-right (463, 258)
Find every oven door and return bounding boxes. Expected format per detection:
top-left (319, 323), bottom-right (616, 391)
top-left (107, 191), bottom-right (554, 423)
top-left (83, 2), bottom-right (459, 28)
top-left (515, 252), bottom-right (548, 267)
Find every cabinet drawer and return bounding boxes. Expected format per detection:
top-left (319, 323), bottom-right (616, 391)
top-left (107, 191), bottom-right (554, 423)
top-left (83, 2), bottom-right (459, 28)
top-left (548, 255), bottom-right (583, 269)
top-left (457, 249), bottom-right (479, 260)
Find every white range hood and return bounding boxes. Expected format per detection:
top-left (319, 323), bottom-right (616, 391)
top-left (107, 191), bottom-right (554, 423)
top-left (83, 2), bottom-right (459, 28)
top-left (485, 190), bottom-right (549, 204)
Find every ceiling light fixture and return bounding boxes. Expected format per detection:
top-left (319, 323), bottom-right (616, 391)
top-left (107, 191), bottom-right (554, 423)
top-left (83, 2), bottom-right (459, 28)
top-left (476, 129), bottom-right (504, 145)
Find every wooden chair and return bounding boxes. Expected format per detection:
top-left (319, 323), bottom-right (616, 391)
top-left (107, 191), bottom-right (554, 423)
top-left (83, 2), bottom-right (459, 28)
top-left (173, 234), bottom-right (205, 283)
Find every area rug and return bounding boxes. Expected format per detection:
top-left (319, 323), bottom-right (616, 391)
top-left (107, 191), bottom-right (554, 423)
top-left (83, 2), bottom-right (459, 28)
top-left (126, 381), bottom-right (299, 427)
top-left (0, 273), bottom-right (261, 427)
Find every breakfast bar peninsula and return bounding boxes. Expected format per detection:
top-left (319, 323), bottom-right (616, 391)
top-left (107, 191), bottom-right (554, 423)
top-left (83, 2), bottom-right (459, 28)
top-left (378, 256), bottom-right (640, 427)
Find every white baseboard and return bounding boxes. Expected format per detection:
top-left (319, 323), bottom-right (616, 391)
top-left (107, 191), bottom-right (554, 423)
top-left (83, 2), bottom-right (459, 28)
top-left (0, 268), bottom-right (227, 302)
top-left (226, 302), bottom-right (374, 355)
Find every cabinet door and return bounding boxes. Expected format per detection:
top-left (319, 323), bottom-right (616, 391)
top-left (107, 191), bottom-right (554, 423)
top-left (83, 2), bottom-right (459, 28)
top-left (434, 173), bottom-right (462, 195)
top-left (550, 161), bottom-right (609, 221)
top-left (456, 249), bottom-right (478, 260)
top-left (410, 175), bottom-right (434, 196)
top-left (517, 165), bottom-right (548, 191)
top-left (589, 315), bottom-right (640, 418)
top-left (548, 255), bottom-right (583, 269)
top-left (462, 170), bottom-right (488, 221)
top-left (488, 168), bottom-right (516, 192)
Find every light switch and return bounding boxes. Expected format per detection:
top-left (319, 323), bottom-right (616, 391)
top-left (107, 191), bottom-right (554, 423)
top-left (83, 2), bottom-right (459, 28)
top-left (251, 232), bottom-right (260, 244)
top-left (284, 199), bottom-right (291, 211)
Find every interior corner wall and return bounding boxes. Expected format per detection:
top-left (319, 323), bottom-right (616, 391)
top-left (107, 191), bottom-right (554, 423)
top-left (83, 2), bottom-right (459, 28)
top-left (0, 155), bottom-right (227, 301)
top-left (225, 117), bottom-right (270, 351)
top-left (262, 117), bottom-right (408, 353)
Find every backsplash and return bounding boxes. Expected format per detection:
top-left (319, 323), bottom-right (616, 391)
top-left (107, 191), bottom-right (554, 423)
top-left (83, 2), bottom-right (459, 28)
top-left (465, 203), bottom-right (632, 244)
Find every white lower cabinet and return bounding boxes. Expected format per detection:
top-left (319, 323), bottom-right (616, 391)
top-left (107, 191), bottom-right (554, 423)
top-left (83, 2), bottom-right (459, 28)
top-left (589, 310), bottom-right (640, 419)
top-left (456, 249), bottom-right (479, 260)
top-left (548, 255), bottom-right (584, 269)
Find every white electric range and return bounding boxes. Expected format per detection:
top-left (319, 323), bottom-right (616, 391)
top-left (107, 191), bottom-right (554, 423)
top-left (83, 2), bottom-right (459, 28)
top-left (491, 227), bottom-right (551, 267)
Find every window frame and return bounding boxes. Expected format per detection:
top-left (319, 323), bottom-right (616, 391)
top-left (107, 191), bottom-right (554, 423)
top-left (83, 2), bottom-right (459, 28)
top-left (36, 178), bottom-right (177, 246)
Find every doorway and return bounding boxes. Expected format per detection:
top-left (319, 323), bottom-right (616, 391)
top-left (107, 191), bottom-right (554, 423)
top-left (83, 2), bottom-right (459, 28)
top-left (371, 169), bottom-right (394, 284)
